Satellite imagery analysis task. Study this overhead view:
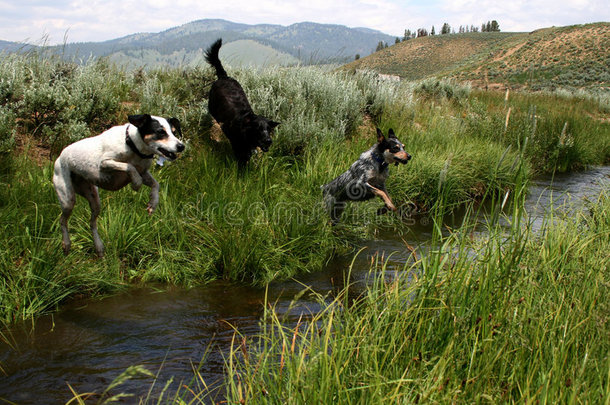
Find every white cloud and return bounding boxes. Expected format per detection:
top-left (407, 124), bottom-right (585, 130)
top-left (0, 0), bottom-right (607, 44)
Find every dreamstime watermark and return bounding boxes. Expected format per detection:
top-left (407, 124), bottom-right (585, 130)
top-left (181, 194), bottom-right (432, 228)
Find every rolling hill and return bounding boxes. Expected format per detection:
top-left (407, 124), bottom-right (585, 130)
top-left (344, 22), bottom-right (610, 92)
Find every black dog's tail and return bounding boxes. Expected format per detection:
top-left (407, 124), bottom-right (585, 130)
top-left (205, 39), bottom-right (227, 78)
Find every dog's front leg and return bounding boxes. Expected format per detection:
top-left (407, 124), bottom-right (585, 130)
top-left (141, 171), bottom-right (159, 215)
top-left (366, 183), bottom-right (397, 212)
top-left (100, 159), bottom-right (143, 190)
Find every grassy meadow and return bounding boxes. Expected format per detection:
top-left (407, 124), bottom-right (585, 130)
top-left (0, 50), bottom-right (608, 330)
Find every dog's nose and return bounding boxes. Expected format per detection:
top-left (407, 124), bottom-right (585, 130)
top-left (177, 143), bottom-right (185, 153)
top-left (406, 154), bottom-right (411, 161)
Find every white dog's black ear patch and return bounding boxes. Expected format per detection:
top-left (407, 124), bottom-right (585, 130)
top-left (167, 117), bottom-right (182, 137)
top-left (128, 114), bottom-right (152, 128)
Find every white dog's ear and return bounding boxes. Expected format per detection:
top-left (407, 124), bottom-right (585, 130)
top-left (167, 117), bottom-right (182, 137)
top-left (128, 114), bottom-right (152, 128)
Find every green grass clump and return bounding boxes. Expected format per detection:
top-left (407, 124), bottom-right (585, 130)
top-left (457, 89), bottom-right (610, 173)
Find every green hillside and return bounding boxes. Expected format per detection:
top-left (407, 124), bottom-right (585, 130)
top-left (107, 39), bottom-right (299, 69)
top-left (344, 22), bottom-right (610, 92)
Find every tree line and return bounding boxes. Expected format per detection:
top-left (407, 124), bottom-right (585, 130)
top-left (373, 20), bottom-right (500, 53)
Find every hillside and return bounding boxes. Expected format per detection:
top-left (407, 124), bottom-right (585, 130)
top-left (344, 22), bottom-right (610, 92)
top-left (0, 19), bottom-right (395, 68)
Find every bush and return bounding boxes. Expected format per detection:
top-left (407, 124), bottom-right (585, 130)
top-left (0, 106), bottom-right (16, 154)
top-left (231, 66), bottom-right (366, 156)
top-left (414, 79), bottom-right (471, 102)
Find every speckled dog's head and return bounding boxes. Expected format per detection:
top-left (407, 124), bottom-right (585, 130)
top-left (376, 128), bottom-right (411, 166)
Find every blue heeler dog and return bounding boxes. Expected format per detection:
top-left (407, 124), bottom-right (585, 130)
top-left (322, 128), bottom-right (411, 223)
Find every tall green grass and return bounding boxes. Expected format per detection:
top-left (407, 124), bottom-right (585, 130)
top-left (74, 182), bottom-right (610, 403)
top-left (216, 188), bottom-right (610, 404)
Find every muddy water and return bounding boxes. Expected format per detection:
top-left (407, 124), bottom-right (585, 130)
top-left (1, 167), bottom-right (608, 404)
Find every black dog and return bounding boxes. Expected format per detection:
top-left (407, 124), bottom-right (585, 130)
top-left (322, 128), bottom-right (411, 223)
top-left (205, 39), bottom-right (280, 165)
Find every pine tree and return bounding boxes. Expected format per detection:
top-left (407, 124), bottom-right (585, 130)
top-left (441, 23), bottom-right (451, 35)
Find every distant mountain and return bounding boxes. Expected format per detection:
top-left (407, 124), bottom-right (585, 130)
top-left (0, 40), bottom-right (35, 53)
top-left (344, 22), bottom-right (610, 92)
top-left (0, 19), bottom-right (396, 68)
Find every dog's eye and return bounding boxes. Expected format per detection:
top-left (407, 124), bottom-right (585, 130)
top-left (390, 146), bottom-right (400, 153)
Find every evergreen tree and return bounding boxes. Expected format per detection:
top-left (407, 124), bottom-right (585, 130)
top-left (490, 20), bottom-right (500, 31)
top-left (431, 26), bottom-right (435, 35)
top-left (441, 23), bottom-right (451, 35)
top-left (395, 37), bottom-right (401, 44)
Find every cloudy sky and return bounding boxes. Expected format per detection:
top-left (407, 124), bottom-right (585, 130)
top-left (1, 0), bottom-right (608, 45)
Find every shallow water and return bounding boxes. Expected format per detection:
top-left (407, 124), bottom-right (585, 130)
top-left (0, 167), bottom-right (608, 404)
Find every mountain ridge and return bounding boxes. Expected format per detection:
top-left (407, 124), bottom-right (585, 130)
top-left (0, 19), bottom-right (396, 67)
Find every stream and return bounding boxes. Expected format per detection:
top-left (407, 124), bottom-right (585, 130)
top-left (0, 166), bottom-right (608, 404)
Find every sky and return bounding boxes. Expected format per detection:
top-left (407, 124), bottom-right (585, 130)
top-left (0, 0), bottom-right (608, 45)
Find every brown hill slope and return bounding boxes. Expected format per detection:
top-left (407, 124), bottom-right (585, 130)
top-left (344, 23), bottom-right (610, 92)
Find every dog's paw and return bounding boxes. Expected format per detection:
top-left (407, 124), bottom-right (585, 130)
top-left (146, 204), bottom-right (156, 215)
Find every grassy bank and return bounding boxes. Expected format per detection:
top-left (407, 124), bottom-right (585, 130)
top-left (0, 53), bottom-right (609, 323)
top-left (77, 185), bottom-right (610, 403)
top-left (215, 188), bottom-right (610, 404)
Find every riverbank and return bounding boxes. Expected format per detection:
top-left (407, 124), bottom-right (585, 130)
top-left (217, 186), bottom-right (609, 404)
top-left (2, 166), bottom-right (607, 404)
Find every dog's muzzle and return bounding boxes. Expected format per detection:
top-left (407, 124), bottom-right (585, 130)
top-left (259, 140), bottom-right (272, 152)
top-left (158, 143), bottom-right (185, 161)
top-left (393, 153), bottom-right (411, 166)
